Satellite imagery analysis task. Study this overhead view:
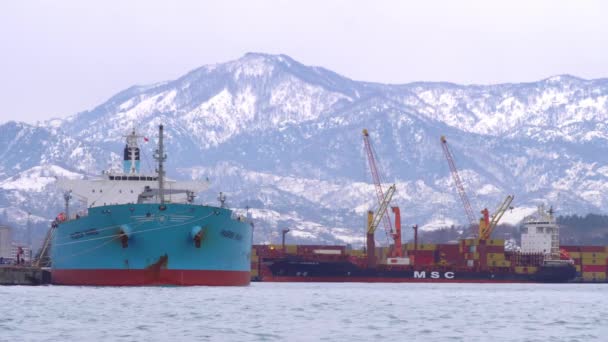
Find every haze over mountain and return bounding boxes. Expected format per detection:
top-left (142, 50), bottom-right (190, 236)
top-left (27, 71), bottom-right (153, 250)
top-left (1, 52), bottom-right (608, 247)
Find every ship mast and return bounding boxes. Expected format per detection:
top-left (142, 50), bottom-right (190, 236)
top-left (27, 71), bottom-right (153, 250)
top-left (154, 125), bottom-right (167, 204)
top-left (64, 190), bottom-right (72, 218)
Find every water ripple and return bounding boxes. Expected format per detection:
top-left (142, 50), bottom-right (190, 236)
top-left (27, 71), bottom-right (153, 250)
top-left (0, 283), bottom-right (607, 341)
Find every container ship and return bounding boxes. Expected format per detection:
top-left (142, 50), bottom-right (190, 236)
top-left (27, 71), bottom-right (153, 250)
top-left (248, 130), bottom-right (601, 284)
top-left (252, 206), bottom-right (581, 283)
top-left (46, 125), bottom-right (252, 286)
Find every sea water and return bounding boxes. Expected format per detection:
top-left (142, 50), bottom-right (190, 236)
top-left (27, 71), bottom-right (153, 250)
top-left (1, 283), bottom-right (606, 341)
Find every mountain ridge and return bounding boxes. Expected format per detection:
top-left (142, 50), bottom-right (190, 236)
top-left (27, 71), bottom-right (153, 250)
top-left (2, 52), bottom-right (608, 248)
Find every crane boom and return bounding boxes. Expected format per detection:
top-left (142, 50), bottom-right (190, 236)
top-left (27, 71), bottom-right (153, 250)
top-left (480, 195), bottom-right (514, 240)
top-left (363, 129), bottom-right (393, 237)
top-left (365, 185), bottom-right (396, 267)
top-left (368, 184), bottom-right (396, 234)
top-left (440, 136), bottom-right (477, 227)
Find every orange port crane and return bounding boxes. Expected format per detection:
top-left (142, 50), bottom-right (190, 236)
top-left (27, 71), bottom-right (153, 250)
top-left (362, 129), bottom-right (393, 237)
top-left (440, 136), bottom-right (477, 228)
top-left (362, 129), bottom-right (402, 262)
top-left (479, 195), bottom-right (514, 240)
top-left (366, 184), bottom-right (396, 266)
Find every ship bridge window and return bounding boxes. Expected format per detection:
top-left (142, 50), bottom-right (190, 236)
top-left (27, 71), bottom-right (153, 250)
top-left (109, 176), bottom-right (115, 180)
top-left (122, 176), bottom-right (127, 180)
top-left (537, 227), bottom-right (544, 233)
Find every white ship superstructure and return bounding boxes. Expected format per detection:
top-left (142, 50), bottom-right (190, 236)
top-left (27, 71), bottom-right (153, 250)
top-left (521, 205), bottom-right (560, 259)
top-left (56, 129), bottom-right (207, 208)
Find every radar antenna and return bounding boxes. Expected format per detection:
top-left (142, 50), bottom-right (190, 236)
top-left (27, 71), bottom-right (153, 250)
top-left (218, 192), bottom-right (227, 208)
top-left (186, 191), bottom-right (195, 203)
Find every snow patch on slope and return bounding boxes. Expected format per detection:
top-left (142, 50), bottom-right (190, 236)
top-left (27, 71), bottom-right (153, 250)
top-left (499, 206), bottom-right (537, 226)
top-left (0, 165), bottom-right (82, 192)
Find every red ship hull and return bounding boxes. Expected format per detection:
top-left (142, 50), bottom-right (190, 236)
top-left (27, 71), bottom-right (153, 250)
top-left (52, 269), bottom-right (251, 286)
top-left (260, 276), bottom-right (534, 283)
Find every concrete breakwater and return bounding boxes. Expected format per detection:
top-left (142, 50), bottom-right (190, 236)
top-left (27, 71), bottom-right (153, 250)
top-left (0, 266), bottom-right (51, 285)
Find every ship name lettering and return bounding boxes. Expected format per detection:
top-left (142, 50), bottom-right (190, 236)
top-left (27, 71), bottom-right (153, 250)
top-left (85, 229), bottom-right (99, 236)
top-left (70, 232), bottom-right (84, 239)
top-left (221, 229), bottom-right (242, 241)
top-left (413, 271), bottom-right (456, 279)
top-left (414, 271), bottom-right (426, 278)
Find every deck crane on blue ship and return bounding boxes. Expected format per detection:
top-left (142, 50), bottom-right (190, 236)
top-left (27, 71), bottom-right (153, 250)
top-left (362, 129), bottom-right (402, 267)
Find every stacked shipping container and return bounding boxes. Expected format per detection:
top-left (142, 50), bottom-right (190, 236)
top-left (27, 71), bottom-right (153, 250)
top-left (405, 242), bottom-right (436, 266)
top-left (562, 245), bottom-right (608, 282)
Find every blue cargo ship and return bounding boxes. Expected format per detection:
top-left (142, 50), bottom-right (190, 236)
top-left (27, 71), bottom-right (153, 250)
top-left (51, 125), bottom-right (252, 286)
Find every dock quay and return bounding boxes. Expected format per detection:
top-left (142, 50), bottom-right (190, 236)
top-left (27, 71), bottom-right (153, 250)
top-left (0, 266), bottom-right (51, 285)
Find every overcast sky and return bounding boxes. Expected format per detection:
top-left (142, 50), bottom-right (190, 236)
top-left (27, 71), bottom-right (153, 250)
top-left (1, 0), bottom-right (606, 124)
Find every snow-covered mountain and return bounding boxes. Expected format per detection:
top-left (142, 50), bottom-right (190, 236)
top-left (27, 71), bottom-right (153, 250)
top-left (2, 53), bottom-right (608, 247)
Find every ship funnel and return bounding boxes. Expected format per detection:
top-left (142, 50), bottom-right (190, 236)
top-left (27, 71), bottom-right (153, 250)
top-left (123, 130), bottom-right (141, 174)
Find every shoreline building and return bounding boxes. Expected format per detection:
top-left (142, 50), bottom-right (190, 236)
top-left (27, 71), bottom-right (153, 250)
top-left (0, 226), bottom-right (12, 263)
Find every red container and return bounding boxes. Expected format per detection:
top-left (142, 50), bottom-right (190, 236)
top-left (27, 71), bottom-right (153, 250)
top-left (439, 250), bottom-right (462, 263)
top-left (437, 244), bottom-right (460, 261)
top-left (560, 245), bottom-right (581, 252)
top-left (408, 250), bottom-right (435, 260)
top-left (580, 246), bottom-right (605, 253)
top-left (485, 246), bottom-right (505, 253)
top-left (559, 245), bottom-right (606, 253)
top-left (437, 244), bottom-right (459, 252)
top-left (413, 255), bottom-right (434, 265)
top-left (408, 249), bottom-right (435, 255)
top-left (582, 265), bottom-right (606, 273)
